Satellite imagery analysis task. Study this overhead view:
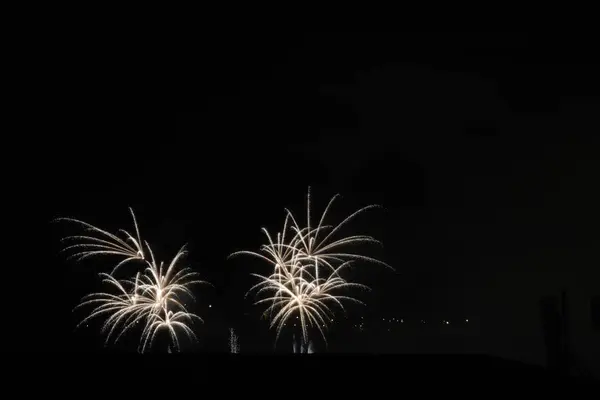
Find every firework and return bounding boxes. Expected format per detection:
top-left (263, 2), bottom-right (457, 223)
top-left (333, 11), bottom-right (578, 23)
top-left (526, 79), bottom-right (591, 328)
top-left (74, 245), bottom-right (208, 352)
top-left (139, 305), bottom-right (203, 353)
top-left (136, 246), bottom-right (209, 352)
top-left (58, 209), bottom-right (210, 352)
top-left (230, 188), bottom-right (392, 276)
top-left (231, 188), bottom-right (389, 349)
top-left (55, 207), bottom-right (146, 275)
top-left (248, 260), bottom-right (369, 346)
top-left (136, 245), bottom-right (208, 315)
top-left (75, 272), bottom-right (155, 343)
top-left (285, 187), bottom-right (392, 281)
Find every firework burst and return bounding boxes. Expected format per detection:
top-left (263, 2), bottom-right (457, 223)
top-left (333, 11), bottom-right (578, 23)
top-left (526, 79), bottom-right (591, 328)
top-left (55, 207), bottom-right (146, 276)
top-left (75, 272), bottom-right (155, 343)
top-left (285, 187), bottom-right (393, 281)
top-left (58, 208), bottom-right (210, 352)
top-left (248, 260), bottom-right (369, 346)
top-left (139, 305), bottom-right (204, 353)
top-left (231, 188), bottom-right (390, 349)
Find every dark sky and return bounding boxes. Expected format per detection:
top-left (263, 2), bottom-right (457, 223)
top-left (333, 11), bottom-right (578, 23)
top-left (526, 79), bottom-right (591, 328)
top-left (17, 32), bottom-right (600, 361)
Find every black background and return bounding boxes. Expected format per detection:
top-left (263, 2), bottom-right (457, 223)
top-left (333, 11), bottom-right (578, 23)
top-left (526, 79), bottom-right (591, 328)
top-left (9, 32), bottom-right (600, 370)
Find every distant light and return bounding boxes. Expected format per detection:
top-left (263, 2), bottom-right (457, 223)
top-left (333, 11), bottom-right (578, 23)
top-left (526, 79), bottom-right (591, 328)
top-left (208, 304), bottom-right (212, 308)
top-left (401, 319), bottom-right (403, 323)
top-left (465, 319), bottom-right (469, 322)
top-left (446, 321), bottom-right (449, 325)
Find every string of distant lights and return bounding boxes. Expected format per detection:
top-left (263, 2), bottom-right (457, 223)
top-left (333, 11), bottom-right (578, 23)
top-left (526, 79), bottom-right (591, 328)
top-left (353, 317), bottom-right (472, 330)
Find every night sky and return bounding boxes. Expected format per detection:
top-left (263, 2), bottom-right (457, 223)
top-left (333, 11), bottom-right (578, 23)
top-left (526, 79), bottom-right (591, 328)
top-left (17, 33), bottom-right (600, 365)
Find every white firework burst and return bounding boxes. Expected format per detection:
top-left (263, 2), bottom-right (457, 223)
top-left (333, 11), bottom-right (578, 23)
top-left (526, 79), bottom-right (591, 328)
top-left (248, 260), bottom-right (369, 345)
top-left (75, 272), bottom-right (155, 344)
top-left (139, 305), bottom-right (203, 353)
top-left (56, 207), bottom-right (146, 275)
top-left (285, 187), bottom-right (392, 283)
top-left (232, 188), bottom-right (389, 348)
top-left (59, 209), bottom-right (210, 352)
